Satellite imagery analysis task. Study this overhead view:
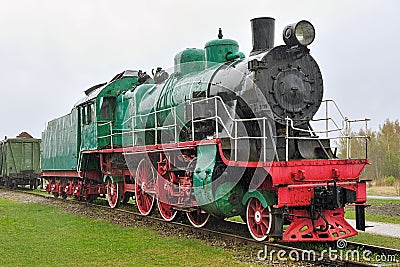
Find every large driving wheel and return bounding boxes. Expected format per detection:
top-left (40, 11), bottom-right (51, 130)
top-left (106, 179), bottom-right (122, 208)
top-left (186, 209), bottom-right (210, 228)
top-left (157, 172), bottom-right (178, 221)
top-left (135, 159), bottom-right (155, 216)
top-left (246, 198), bottom-right (272, 241)
top-left (157, 200), bottom-right (178, 222)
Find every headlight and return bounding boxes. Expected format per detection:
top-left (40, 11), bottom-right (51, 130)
top-left (283, 20), bottom-right (315, 47)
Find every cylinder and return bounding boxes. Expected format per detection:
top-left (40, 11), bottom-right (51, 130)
top-left (250, 17), bottom-right (275, 54)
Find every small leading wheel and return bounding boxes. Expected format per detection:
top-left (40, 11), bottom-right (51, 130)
top-left (157, 200), bottom-right (178, 222)
top-left (107, 179), bottom-right (122, 208)
top-left (186, 209), bottom-right (210, 228)
top-left (135, 159), bottom-right (155, 216)
top-left (246, 198), bottom-right (272, 241)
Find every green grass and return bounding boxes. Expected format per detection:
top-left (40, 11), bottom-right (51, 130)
top-left (226, 215), bottom-right (244, 223)
top-left (0, 198), bottom-right (249, 267)
top-left (345, 209), bottom-right (400, 224)
top-left (347, 232), bottom-right (400, 249)
top-left (345, 198), bottom-right (400, 224)
top-left (367, 198), bottom-right (400, 204)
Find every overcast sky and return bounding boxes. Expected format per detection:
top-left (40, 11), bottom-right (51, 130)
top-left (0, 0), bottom-right (398, 139)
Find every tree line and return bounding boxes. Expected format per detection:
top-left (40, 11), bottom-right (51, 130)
top-left (339, 119), bottom-right (400, 190)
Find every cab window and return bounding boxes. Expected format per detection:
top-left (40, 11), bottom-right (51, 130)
top-left (100, 97), bottom-right (116, 120)
top-left (81, 106), bottom-right (87, 124)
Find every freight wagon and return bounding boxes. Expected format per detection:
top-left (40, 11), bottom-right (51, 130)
top-left (0, 132), bottom-right (41, 189)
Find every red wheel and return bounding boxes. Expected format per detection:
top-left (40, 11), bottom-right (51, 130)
top-left (135, 159), bottom-right (155, 216)
top-left (157, 200), bottom-right (178, 221)
top-left (246, 198), bottom-right (271, 241)
top-left (107, 179), bottom-right (121, 208)
top-left (186, 209), bottom-right (210, 228)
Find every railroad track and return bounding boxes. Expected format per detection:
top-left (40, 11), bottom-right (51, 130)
top-left (3, 187), bottom-right (400, 267)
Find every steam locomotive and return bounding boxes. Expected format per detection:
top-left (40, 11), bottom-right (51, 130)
top-left (42, 17), bottom-right (369, 242)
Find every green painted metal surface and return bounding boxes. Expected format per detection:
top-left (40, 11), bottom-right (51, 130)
top-left (74, 72), bottom-right (139, 151)
top-left (0, 137), bottom-right (41, 177)
top-left (116, 90), bottom-right (135, 147)
top-left (193, 144), bottom-right (218, 213)
top-left (94, 76), bottom-right (138, 149)
top-left (123, 84), bottom-right (156, 146)
top-left (204, 38), bottom-right (239, 67)
top-left (130, 37), bottom-right (244, 146)
top-left (242, 189), bottom-right (277, 208)
top-left (40, 71), bottom-right (143, 171)
top-left (192, 144), bottom-right (246, 217)
top-left (41, 108), bottom-right (80, 170)
top-left (103, 174), bottom-right (123, 183)
top-left (214, 182), bottom-right (245, 217)
top-left (134, 66), bottom-right (218, 145)
top-left (174, 48), bottom-right (205, 76)
top-left (77, 102), bottom-right (97, 151)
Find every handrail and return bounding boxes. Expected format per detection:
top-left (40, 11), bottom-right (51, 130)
top-left (96, 95), bottom-right (370, 161)
top-left (97, 121), bottom-right (114, 149)
top-left (322, 99), bottom-right (346, 120)
top-left (285, 115), bottom-right (370, 161)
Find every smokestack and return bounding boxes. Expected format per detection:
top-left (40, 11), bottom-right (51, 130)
top-left (250, 17), bottom-right (275, 54)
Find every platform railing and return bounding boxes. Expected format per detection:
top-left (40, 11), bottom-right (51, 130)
top-left (189, 96), bottom-right (274, 161)
top-left (97, 121), bottom-right (114, 149)
top-left (120, 106), bottom-right (181, 148)
top-left (99, 96), bottom-right (369, 162)
top-left (192, 97), bottom-right (370, 161)
top-left (285, 99), bottom-right (370, 161)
